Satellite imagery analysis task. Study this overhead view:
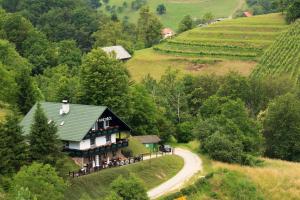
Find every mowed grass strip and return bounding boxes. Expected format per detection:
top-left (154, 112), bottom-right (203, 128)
top-left (64, 155), bottom-right (184, 200)
top-left (213, 158), bottom-right (300, 200)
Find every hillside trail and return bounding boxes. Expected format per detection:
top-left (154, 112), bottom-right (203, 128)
top-left (229, 0), bottom-right (245, 19)
top-left (147, 148), bottom-right (203, 199)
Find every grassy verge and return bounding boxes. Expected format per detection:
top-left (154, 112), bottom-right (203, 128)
top-left (64, 155), bottom-right (184, 200)
top-left (173, 140), bottom-right (300, 200)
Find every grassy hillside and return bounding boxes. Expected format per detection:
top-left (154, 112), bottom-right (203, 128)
top-left (64, 155), bottom-right (184, 200)
top-left (251, 20), bottom-right (300, 83)
top-left (162, 169), bottom-right (265, 200)
top-left (101, 0), bottom-right (241, 30)
top-left (174, 141), bottom-right (300, 200)
top-left (126, 13), bottom-right (288, 81)
top-left (213, 158), bottom-right (300, 200)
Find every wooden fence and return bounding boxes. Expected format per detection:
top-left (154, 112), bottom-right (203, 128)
top-left (68, 150), bottom-right (174, 178)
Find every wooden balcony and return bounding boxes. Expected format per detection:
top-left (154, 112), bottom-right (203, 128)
top-left (66, 139), bottom-right (129, 157)
top-left (84, 126), bottom-right (120, 139)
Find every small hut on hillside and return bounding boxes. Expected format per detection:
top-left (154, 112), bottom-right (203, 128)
top-left (102, 45), bottom-right (131, 61)
top-left (133, 135), bottom-right (161, 152)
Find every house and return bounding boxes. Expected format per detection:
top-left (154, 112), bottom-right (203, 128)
top-left (161, 28), bottom-right (175, 39)
top-left (20, 101), bottom-right (131, 168)
top-left (133, 135), bottom-right (161, 152)
top-left (243, 11), bottom-right (253, 17)
top-left (101, 45), bottom-right (131, 61)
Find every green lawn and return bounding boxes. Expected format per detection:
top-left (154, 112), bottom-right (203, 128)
top-left (124, 136), bottom-right (150, 156)
top-left (126, 13), bottom-right (288, 81)
top-left (101, 0), bottom-right (241, 30)
top-left (64, 155), bottom-right (184, 200)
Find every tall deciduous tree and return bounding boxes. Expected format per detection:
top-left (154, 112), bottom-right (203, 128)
top-left (10, 163), bottom-right (67, 200)
top-left (110, 175), bottom-right (149, 200)
top-left (29, 103), bottom-right (61, 165)
top-left (16, 69), bottom-right (37, 115)
top-left (137, 7), bottom-right (162, 47)
top-left (178, 15), bottom-right (193, 33)
top-left (0, 113), bottom-right (28, 175)
top-left (80, 48), bottom-right (130, 118)
top-left (263, 93), bottom-right (300, 161)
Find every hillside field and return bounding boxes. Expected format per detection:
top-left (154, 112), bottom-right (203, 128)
top-left (172, 141), bottom-right (300, 200)
top-left (101, 0), bottom-right (242, 30)
top-left (126, 13), bottom-right (289, 81)
top-left (64, 155), bottom-right (184, 200)
top-left (252, 20), bottom-right (300, 83)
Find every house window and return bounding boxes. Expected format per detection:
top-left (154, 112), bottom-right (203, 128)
top-left (90, 138), bottom-right (95, 146)
top-left (104, 120), bottom-right (109, 129)
top-left (106, 135), bottom-right (111, 143)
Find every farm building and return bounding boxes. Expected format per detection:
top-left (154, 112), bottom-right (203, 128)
top-left (20, 101), bottom-right (131, 168)
top-left (162, 28), bottom-right (175, 39)
top-left (133, 135), bottom-right (161, 152)
top-left (102, 45), bottom-right (131, 61)
top-left (243, 11), bottom-right (253, 17)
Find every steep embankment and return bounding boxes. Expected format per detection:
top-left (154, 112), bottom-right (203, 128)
top-left (251, 20), bottom-right (300, 83)
top-left (64, 155), bottom-right (184, 200)
top-left (127, 13), bottom-right (289, 81)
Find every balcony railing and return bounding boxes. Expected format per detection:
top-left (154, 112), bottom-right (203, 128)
top-left (66, 139), bottom-right (129, 157)
top-left (85, 126), bottom-right (120, 139)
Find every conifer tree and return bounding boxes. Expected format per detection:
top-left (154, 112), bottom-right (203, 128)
top-left (0, 113), bottom-right (28, 175)
top-left (29, 103), bottom-right (61, 165)
top-left (16, 69), bottom-right (37, 115)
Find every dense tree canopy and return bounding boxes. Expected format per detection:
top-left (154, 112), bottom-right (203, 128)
top-left (10, 163), bottom-right (67, 200)
top-left (263, 93), bottom-right (300, 161)
top-left (110, 175), bottom-right (149, 200)
top-left (0, 114), bottom-right (27, 175)
top-left (80, 48), bottom-right (130, 118)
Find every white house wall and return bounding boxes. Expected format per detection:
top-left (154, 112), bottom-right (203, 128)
top-left (80, 139), bottom-right (91, 150)
top-left (69, 141), bottom-right (80, 149)
top-left (111, 133), bottom-right (116, 143)
top-left (96, 136), bottom-right (106, 146)
top-left (68, 134), bottom-right (118, 150)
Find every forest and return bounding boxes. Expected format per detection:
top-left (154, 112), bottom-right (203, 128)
top-left (0, 0), bottom-right (299, 199)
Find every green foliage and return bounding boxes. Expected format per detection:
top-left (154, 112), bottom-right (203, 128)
top-left (10, 163), bottom-right (67, 200)
top-left (56, 40), bottom-right (82, 68)
top-left (16, 69), bottom-right (37, 114)
top-left (35, 65), bottom-right (81, 103)
top-left (156, 4), bottom-right (166, 15)
top-left (128, 85), bottom-right (159, 135)
top-left (0, 63), bottom-right (17, 105)
top-left (251, 20), bottom-right (300, 83)
top-left (263, 93), bottom-right (300, 161)
top-left (195, 96), bottom-right (264, 164)
top-left (176, 121), bottom-right (194, 143)
top-left (29, 103), bottom-right (62, 165)
top-left (110, 174), bottom-right (149, 200)
top-left (217, 72), bottom-right (250, 102)
top-left (80, 48), bottom-right (130, 118)
top-left (202, 12), bottom-right (214, 24)
top-left (0, 113), bottom-right (28, 176)
top-left (286, 0), bottom-right (300, 23)
top-left (137, 7), bottom-right (162, 47)
top-left (178, 15), bottom-right (193, 33)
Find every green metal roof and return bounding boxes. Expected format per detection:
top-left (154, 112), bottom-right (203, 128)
top-left (20, 102), bottom-right (107, 142)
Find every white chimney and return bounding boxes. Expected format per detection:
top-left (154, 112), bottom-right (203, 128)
top-left (60, 100), bottom-right (70, 115)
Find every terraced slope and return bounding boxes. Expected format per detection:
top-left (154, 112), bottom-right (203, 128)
top-left (252, 20), bottom-right (300, 83)
top-left (126, 13), bottom-right (289, 81)
top-left (154, 13), bottom-right (288, 60)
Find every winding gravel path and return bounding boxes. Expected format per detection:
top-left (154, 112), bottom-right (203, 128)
top-left (147, 148), bottom-right (203, 199)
